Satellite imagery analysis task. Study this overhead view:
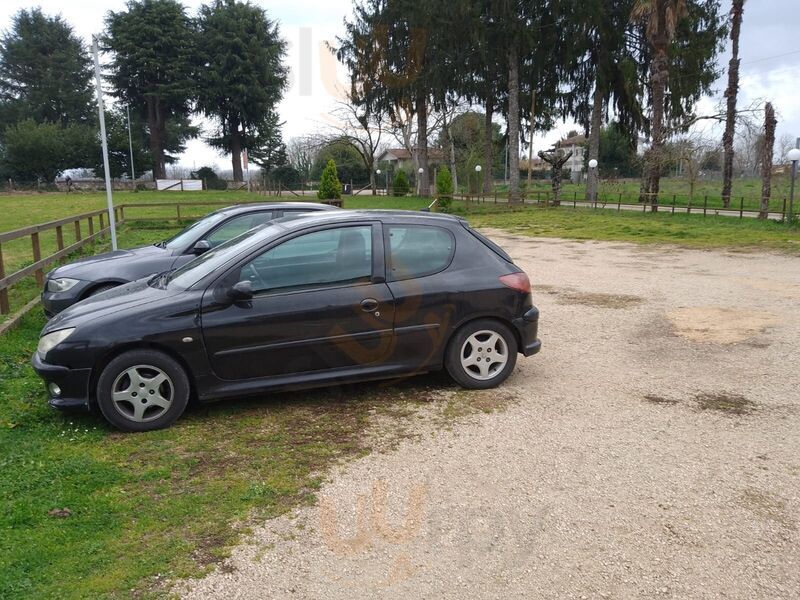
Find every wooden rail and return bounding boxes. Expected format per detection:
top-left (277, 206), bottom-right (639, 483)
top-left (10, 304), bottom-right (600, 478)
top-left (0, 199), bottom-right (341, 323)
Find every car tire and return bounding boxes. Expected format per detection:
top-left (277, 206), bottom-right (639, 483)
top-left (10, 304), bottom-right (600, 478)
top-left (86, 283), bottom-right (118, 298)
top-left (96, 349), bottom-right (190, 432)
top-left (445, 319), bottom-right (518, 390)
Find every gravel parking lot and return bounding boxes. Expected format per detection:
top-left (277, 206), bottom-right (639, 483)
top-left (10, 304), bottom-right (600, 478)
top-left (183, 233), bottom-right (800, 599)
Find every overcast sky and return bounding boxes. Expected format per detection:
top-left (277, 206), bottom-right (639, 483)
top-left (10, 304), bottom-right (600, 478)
top-left (1, 0), bottom-right (798, 171)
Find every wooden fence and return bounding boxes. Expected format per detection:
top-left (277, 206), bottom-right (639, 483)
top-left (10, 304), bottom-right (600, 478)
top-left (0, 199), bottom-right (343, 329)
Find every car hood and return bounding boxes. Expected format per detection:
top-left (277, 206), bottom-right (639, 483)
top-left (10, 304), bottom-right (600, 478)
top-left (48, 245), bottom-right (167, 278)
top-left (43, 278), bottom-right (183, 333)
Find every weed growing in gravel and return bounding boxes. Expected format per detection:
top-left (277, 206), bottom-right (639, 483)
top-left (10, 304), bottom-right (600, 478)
top-left (695, 392), bottom-right (756, 415)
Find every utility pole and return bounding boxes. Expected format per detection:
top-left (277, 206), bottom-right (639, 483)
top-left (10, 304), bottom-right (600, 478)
top-left (126, 104), bottom-right (135, 181)
top-left (92, 36), bottom-right (118, 250)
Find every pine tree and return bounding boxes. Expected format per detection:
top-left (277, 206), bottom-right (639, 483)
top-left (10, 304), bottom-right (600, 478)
top-left (0, 8), bottom-right (94, 128)
top-left (318, 159), bottom-right (342, 200)
top-left (393, 169), bottom-right (410, 196)
top-left (104, 0), bottom-right (197, 179)
top-left (196, 0), bottom-right (288, 182)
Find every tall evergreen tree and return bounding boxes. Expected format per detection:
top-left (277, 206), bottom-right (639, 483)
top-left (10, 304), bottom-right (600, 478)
top-left (0, 8), bottom-right (94, 129)
top-left (631, 0), bottom-right (726, 209)
top-left (566, 0), bottom-right (642, 203)
top-left (104, 0), bottom-right (197, 179)
top-left (196, 0), bottom-right (288, 182)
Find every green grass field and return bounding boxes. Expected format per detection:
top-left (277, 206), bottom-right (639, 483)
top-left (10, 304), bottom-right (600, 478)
top-left (1, 188), bottom-right (799, 597)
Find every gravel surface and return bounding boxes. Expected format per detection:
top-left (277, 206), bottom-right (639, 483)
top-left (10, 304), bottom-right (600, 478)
top-left (182, 234), bottom-right (800, 600)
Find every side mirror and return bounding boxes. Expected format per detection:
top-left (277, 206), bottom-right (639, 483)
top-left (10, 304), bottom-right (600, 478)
top-left (192, 240), bottom-right (212, 255)
top-left (227, 280), bottom-right (254, 302)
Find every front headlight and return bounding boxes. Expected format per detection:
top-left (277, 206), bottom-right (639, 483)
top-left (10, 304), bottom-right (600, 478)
top-left (47, 277), bottom-right (80, 293)
top-left (37, 328), bottom-right (76, 359)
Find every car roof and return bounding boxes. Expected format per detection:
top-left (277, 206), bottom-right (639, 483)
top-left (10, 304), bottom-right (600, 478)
top-left (273, 209), bottom-right (467, 231)
top-left (215, 202), bottom-right (339, 217)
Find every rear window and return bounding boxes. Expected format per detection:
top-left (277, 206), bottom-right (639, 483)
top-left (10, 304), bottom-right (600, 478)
top-left (386, 225), bottom-right (454, 280)
top-left (463, 225), bottom-right (513, 262)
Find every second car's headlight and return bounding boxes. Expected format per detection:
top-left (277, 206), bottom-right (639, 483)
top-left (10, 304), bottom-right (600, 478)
top-left (37, 328), bottom-right (76, 358)
top-left (47, 278), bottom-right (80, 293)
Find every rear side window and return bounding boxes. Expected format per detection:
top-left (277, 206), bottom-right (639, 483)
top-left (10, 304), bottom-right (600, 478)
top-left (386, 225), bottom-right (454, 281)
top-left (463, 225), bottom-right (513, 262)
top-left (207, 212), bottom-right (273, 246)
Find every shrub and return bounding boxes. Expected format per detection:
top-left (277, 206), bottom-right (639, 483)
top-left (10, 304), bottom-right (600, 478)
top-left (436, 166), bottom-right (454, 196)
top-left (393, 169), bottom-right (410, 196)
top-left (192, 166), bottom-right (227, 190)
top-left (318, 159), bottom-right (342, 199)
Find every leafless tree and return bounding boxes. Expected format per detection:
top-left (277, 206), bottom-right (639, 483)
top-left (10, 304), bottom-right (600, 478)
top-left (328, 97), bottom-right (385, 194)
top-left (286, 137), bottom-right (319, 187)
top-left (777, 133), bottom-right (795, 164)
top-left (671, 133), bottom-right (718, 203)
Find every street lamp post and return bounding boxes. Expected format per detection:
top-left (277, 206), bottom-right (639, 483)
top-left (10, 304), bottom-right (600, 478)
top-left (376, 169), bottom-right (388, 195)
top-left (787, 148), bottom-right (800, 226)
top-left (588, 159), bottom-right (598, 207)
top-left (475, 165), bottom-right (482, 199)
top-left (418, 167), bottom-right (424, 197)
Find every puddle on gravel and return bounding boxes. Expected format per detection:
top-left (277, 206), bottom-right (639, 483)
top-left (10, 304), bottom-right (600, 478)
top-left (666, 307), bottom-right (779, 344)
top-left (643, 394), bottom-right (679, 405)
top-left (695, 392), bottom-right (756, 415)
top-left (558, 291), bottom-right (644, 309)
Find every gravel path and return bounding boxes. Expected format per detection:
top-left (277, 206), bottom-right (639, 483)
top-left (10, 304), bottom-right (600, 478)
top-left (182, 235), bottom-right (800, 600)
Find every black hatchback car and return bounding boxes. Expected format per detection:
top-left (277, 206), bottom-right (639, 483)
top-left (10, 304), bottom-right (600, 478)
top-left (41, 201), bottom-right (338, 316)
top-left (33, 211), bottom-right (540, 431)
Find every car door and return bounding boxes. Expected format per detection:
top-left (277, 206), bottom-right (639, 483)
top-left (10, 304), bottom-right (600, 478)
top-left (200, 222), bottom-right (396, 381)
top-left (170, 211), bottom-right (275, 269)
top-left (382, 223), bottom-right (458, 370)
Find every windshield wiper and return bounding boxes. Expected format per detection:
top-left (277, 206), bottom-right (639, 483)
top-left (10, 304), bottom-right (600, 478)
top-left (153, 240), bottom-right (168, 248)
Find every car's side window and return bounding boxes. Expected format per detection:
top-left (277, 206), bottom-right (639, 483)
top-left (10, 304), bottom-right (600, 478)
top-left (240, 225), bottom-right (373, 294)
top-left (386, 225), bottom-right (454, 281)
top-left (206, 212), bottom-right (273, 247)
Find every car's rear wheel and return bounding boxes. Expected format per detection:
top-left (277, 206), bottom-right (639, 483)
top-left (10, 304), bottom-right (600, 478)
top-left (445, 319), bottom-right (517, 389)
top-left (96, 349), bottom-right (190, 432)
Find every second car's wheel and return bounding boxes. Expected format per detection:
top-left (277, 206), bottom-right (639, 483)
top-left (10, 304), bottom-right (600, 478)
top-left (96, 349), bottom-right (190, 432)
top-left (445, 319), bottom-right (518, 390)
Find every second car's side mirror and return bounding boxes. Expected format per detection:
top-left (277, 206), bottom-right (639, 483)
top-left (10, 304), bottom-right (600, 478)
top-left (193, 240), bottom-right (212, 255)
top-left (227, 280), bottom-right (254, 302)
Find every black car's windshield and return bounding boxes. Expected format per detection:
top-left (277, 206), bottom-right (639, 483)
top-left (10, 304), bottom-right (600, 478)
top-left (164, 212), bottom-right (228, 250)
top-left (165, 222), bottom-right (283, 289)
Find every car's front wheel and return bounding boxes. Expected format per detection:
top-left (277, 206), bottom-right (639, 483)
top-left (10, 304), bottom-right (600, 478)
top-left (96, 349), bottom-right (190, 432)
top-left (445, 319), bottom-right (518, 389)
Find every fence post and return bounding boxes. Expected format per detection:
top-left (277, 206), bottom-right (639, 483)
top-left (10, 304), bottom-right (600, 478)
top-left (672, 195), bottom-right (676, 214)
top-left (703, 195), bottom-right (708, 217)
top-left (31, 232), bottom-right (43, 286)
top-left (120, 205), bottom-right (125, 223)
top-left (56, 225), bottom-right (64, 251)
top-left (739, 196), bottom-right (744, 219)
top-left (74, 219), bottom-right (81, 242)
top-left (0, 244), bottom-right (9, 314)
top-left (99, 212), bottom-right (105, 231)
top-left (88, 216), bottom-right (94, 236)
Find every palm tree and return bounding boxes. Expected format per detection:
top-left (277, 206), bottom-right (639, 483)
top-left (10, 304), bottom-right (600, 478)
top-left (631, 0), bottom-right (688, 210)
top-left (721, 0), bottom-right (745, 208)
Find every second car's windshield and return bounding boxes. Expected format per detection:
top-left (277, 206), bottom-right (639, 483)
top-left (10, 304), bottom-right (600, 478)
top-left (164, 212), bottom-right (228, 250)
top-left (165, 222), bottom-right (283, 289)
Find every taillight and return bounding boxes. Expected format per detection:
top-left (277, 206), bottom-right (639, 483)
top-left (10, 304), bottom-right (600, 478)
top-left (499, 272), bottom-right (531, 293)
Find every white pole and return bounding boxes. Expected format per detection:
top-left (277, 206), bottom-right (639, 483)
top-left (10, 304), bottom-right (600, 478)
top-left (92, 36), bottom-right (118, 250)
top-left (126, 104), bottom-right (135, 181)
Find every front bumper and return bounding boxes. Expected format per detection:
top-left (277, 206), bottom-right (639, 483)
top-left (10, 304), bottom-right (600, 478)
top-left (513, 306), bottom-right (541, 357)
top-left (31, 352), bottom-right (92, 411)
top-left (41, 279), bottom-right (94, 317)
